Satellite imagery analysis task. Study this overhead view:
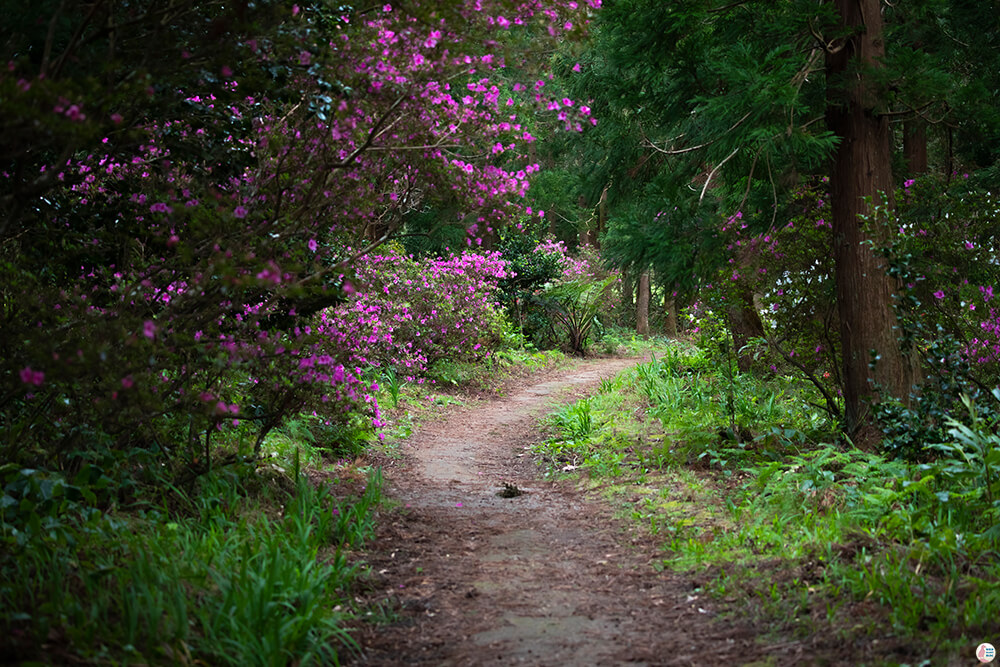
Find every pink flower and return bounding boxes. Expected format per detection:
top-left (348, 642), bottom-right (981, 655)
top-left (308, 238), bottom-right (318, 252)
top-left (233, 205), bottom-right (248, 218)
top-left (933, 290), bottom-right (945, 299)
top-left (65, 105), bottom-right (85, 121)
top-left (143, 320), bottom-right (156, 339)
top-left (19, 366), bottom-right (44, 386)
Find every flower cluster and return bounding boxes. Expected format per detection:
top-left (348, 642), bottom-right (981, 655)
top-left (320, 249), bottom-right (510, 381)
top-left (0, 0), bottom-right (601, 470)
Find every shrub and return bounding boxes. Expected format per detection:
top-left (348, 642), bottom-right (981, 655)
top-left (320, 249), bottom-right (510, 380)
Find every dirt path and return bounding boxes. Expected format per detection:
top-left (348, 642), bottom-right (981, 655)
top-left (348, 357), bottom-right (789, 666)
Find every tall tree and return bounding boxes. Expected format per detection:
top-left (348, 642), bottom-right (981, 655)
top-left (558, 0), bottom-right (999, 441)
top-left (636, 270), bottom-right (651, 335)
top-left (825, 0), bottom-right (915, 440)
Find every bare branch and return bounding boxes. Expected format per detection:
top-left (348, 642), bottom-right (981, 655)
top-left (699, 147), bottom-right (740, 203)
top-left (765, 152), bottom-right (778, 228)
top-left (330, 95), bottom-right (407, 170)
top-left (40, 0), bottom-right (67, 78)
top-left (51, 0), bottom-right (108, 79)
top-left (707, 0), bottom-right (753, 13)
top-left (807, 18), bottom-right (845, 55)
top-left (643, 111), bottom-right (752, 156)
top-left (737, 149), bottom-right (759, 213)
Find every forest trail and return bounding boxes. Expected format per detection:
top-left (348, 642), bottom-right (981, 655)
top-left (348, 357), bottom-right (791, 666)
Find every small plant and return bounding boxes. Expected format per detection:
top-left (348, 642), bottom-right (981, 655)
top-left (535, 276), bottom-right (618, 355)
top-left (380, 366), bottom-right (406, 409)
top-left (551, 399), bottom-right (595, 440)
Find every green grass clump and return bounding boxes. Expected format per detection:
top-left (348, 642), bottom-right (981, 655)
top-left (1, 461), bottom-right (381, 665)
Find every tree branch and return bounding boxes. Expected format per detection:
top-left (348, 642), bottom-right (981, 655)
top-left (642, 111), bottom-right (752, 156)
top-left (707, 0), bottom-right (753, 13)
top-left (699, 147), bottom-right (740, 203)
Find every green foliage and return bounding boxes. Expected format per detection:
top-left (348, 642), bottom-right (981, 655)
top-left (495, 230), bottom-right (565, 346)
top-left (534, 275), bottom-right (617, 354)
top-left (379, 366), bottom-right (406, 410)
top-left (0, 463), bottom-right (381, 664)
top-left (594, 325), bottom-right (667, 356)
top-left (545, 332), bottom-right (1000, 654)
top-left (263, 412), bottom-right (375, 465)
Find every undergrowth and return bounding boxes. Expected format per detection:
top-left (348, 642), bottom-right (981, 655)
top-left (537, 340), bottom-right (1000, 662)
top-left (1, 456), bottom-right (381, 665)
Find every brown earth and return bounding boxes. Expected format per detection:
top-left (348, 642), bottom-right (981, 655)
top-left (344, 357), bottom-right (827, 666)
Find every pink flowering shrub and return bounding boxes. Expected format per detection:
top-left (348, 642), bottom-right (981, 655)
top-left (874, 176), bottom-right (1000, 459)
top-left (694, 173), bottom-right (1000, 457)
top-left (319, 249), bottom-right (510, 381)
top-left (694, 181), bottom-right (841, 416)
top-left (0, 0), bottom-right (601, 474)
top-left (888, 177), bottom-right (1000, 372)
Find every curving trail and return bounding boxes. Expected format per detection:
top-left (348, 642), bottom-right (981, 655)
top-left (347, 357), bottom-right (795, 666)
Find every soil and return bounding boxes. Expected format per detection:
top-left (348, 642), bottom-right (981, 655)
top-left (345, 357), bottom-right (818, 666)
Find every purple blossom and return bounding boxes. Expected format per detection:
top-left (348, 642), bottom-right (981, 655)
top-left (19, 366), bottom-right (45, 386)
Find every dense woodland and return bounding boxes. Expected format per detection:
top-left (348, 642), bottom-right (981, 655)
top-left (2, 0), bottom-right (999, 663)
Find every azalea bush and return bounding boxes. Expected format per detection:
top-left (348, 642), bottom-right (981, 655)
top-left (0, 0), bottom-right (601, 476)
top-left (876, 176), bottom-right (1000, 460)
top-left (320, 248), bottom-right (510, 381)
top-left (692, 184), bottom-right (842, 420)
top-left (691, 172), bottom-right (1000, 462)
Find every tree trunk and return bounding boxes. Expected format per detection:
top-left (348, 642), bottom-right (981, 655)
top-left (621, 269), bottom-right (634, 328)
top-left (664, 290), bottom-right (678, 337)
top-left (903, 120), bottom-right (928, 176)
top-left (636, 270), bottom-right (651, 336)
top-left (727, 288), bottom-right (765, 373)
top-left (826, 0), bottom-right (915, 445)
top-left (577, 195), bottom-right (591, 247)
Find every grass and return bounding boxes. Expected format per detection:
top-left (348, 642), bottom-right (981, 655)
top-left (535, 339), bottom-right (1000, 663)
top-left (1, 458), bottom-right (381, 665)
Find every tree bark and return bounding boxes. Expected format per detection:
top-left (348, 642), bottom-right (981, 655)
top-left (621, 269), bottom-right (634, 328)
top-left (826, 0), bottom-right (915, 444)
top-left (727, 288), bottom-right (765, 373)
top-left (664, 290), bottom-right (678, 337)
top-left (903, 120), bottom-right (928, 176)
top-left (636, 270), bottom-right (651, 336)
